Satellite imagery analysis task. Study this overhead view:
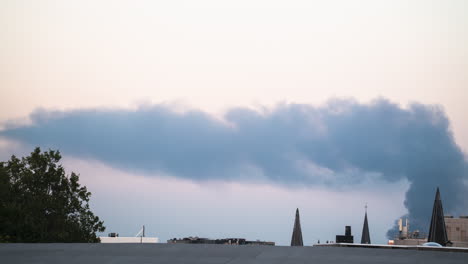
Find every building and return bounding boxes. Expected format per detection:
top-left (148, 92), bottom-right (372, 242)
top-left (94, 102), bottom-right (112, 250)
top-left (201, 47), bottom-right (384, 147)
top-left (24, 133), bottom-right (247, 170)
top-left (389, 217), bottom-right (428, 245)
top-left (99, 236), bottom-right (159, 243)
top-left (291, 208), bottom-right (304, 246)
top-left (390, 216), bottom-right (429, 245)
top-left (167, 237), bottom-right (275, 246)
top-left (427, 188), bottom-right (448, 246)
top-left (99, 226), bottom-right (159, 243)
top-left (445, 216), bottom-right (468, 248)
top-left (398, 218), bottom-right (411, 239)
top-left (390, 215), bottom-right (468, 247)
top-left (391, 232), bottom-right (427, 246)
top-left (336, 226), bottom-right (354, 243)
top-left (390, 218), bottom-right (431, 246)
top-left (361, 206), bottom-right (371, 244)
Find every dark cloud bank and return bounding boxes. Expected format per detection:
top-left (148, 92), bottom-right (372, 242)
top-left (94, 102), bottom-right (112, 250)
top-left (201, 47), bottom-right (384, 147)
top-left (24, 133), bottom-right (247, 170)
top-left (2, 99), bottom-right (467, 237)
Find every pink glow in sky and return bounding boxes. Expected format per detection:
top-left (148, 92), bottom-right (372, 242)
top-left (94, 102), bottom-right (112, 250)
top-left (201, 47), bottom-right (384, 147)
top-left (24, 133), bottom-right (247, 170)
top-left (1, 0), bottom-right (467, 151)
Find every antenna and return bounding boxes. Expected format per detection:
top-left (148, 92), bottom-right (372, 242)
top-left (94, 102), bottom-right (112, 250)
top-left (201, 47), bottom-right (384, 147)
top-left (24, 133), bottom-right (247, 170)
top-left (135, 225), bottom-right (146, 243)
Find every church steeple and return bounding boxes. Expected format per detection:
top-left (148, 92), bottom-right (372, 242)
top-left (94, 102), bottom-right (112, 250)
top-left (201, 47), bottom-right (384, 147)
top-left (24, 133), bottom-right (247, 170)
top-left (361, 204), bottom-right (371, 244)
top-left (428, 187), bottom-right (448, 246)
top-left (291, 208), bottom-right (304, 246)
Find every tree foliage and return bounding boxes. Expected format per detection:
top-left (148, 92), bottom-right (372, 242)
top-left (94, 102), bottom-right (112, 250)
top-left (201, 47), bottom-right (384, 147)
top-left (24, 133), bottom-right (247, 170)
top-left (0, 147), bottom-right (105, 242)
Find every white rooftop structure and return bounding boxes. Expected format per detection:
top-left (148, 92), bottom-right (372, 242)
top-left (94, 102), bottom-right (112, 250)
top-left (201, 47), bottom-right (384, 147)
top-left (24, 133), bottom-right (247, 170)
top-left (99, 237), bottom-right (159, 243)
top-left (99, 225), bottom-right (158, 243)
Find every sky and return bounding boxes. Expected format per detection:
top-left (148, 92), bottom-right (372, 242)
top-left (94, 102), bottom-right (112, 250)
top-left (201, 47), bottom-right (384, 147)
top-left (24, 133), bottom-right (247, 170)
top-left (1, 0), bottom-right (467, 245)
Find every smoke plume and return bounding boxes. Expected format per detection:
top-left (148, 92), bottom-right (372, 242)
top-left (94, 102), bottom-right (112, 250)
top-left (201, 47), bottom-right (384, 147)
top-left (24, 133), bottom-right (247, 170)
top-left (2, 98), bottom-right (467, 236)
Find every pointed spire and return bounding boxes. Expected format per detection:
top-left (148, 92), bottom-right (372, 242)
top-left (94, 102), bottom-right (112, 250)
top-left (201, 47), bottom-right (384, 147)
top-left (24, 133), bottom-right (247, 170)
top-left (427, 187), bottom-right (448, 246)
top-left (361, 204), bottom-right (371, 244)
top-left (291, 208), bottom-right (304, 246)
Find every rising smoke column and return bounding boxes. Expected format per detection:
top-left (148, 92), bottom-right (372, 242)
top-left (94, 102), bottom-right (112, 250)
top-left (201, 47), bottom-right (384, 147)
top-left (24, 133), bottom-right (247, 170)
top-left (2, 99), bottom-right (467, 235)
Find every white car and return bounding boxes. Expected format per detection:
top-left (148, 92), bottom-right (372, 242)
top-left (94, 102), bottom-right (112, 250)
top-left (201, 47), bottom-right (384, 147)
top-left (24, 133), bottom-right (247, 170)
top-left (422, 242), bottom-right (442, 247)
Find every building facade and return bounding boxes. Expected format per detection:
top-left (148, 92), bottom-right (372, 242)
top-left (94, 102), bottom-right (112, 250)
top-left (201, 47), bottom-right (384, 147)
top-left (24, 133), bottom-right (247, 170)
top-left (99, 232), bottom-right (159, 243)
top-left (445, 216), bottom-right (468, 248)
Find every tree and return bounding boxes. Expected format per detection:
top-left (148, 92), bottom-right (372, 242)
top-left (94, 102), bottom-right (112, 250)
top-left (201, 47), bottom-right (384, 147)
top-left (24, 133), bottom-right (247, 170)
top-left (0, 147), bottom-right (105, 242)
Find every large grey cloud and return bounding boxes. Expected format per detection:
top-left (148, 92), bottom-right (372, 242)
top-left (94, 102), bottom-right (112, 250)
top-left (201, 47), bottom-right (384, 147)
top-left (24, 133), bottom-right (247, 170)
top-left (1, 98), bottom-right (467, 237)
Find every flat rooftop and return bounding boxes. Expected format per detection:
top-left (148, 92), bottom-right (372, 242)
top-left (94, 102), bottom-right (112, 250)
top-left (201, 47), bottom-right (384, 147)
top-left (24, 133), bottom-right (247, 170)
top-left (1, 243), bottom-right (467, 264)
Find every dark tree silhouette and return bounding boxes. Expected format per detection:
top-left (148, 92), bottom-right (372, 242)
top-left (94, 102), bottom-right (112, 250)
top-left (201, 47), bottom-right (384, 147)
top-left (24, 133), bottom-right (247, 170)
top-left (0, 147), bottom-right (105, 242)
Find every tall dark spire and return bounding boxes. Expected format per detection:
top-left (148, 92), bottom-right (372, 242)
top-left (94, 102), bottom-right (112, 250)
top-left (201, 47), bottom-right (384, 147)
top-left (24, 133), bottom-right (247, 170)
top-left (361, 204), bottom-right (371, 244)
top-left (427, 187), bottom-right (448, 246)
top-left (291, 208), bottom-right (303, 246)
